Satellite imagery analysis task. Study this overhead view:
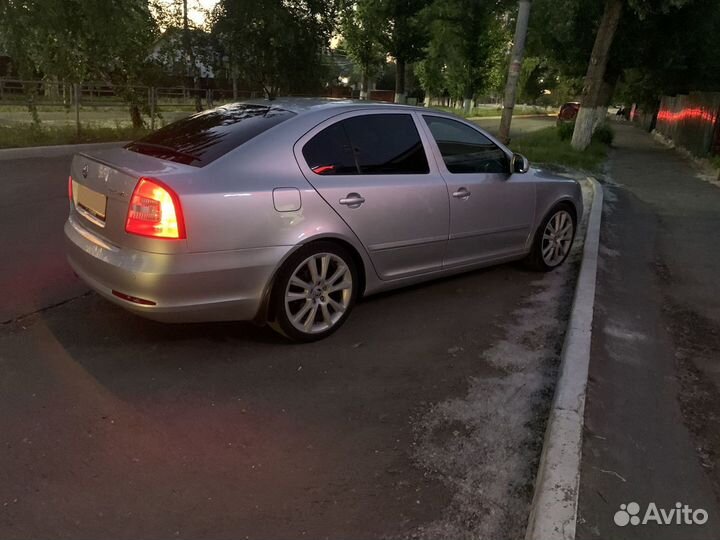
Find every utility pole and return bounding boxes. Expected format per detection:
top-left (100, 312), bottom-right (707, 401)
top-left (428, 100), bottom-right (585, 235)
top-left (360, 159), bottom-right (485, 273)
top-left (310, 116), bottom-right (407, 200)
top-left (498, 0), bottom-right (532, 145)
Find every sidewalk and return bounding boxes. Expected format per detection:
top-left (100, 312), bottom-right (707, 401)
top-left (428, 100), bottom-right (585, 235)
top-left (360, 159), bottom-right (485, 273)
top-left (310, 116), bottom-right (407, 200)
top-left (577, 123), bottom-right (720, 538)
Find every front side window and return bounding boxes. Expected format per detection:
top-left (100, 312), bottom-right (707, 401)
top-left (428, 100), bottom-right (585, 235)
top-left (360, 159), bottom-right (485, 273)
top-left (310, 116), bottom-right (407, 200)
top-left (423, 116), bottom-right (509, 174)
top-left (302, 113), bottom-right (429, 176)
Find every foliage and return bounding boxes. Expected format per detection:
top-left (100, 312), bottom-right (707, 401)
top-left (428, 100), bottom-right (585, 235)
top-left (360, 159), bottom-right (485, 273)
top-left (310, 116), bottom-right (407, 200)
top-left (339, 0), bottom-right (385, 91)
top-left (210, 0), bottom-right (337, 98)
top-left (556, 120), bottom-right (613, 144)
top-left (0, 0), bottom-right (160, 126)
top-left (527, 0), bottom-right (720, 109)
top-left (372, 0), bottom-right (430, 65)
top-left (367, 0), bottom-right (431, 96)
top-left (414, 0), bottom-right (511, 103)
top-left (557, 121), bottom-right (575, 141)
top-left (509, 126), bottom-right (609, 171)
top-left (593, 123), bottom-right (614, 145)
top-left (612, 0), bottom-right (720, 106)
top-left (0, 124), bottom-right (149, 149)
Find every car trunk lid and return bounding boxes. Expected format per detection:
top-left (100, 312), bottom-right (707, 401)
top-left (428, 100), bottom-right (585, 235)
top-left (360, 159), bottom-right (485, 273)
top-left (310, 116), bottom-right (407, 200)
top-left (69, 148), bottom-right (192, 253)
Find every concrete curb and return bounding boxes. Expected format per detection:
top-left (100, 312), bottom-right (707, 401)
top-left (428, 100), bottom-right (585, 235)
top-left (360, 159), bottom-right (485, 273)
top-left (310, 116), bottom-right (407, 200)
top-left (525, 177), bottom-right (604, 540)
top-left (0, 141), bottom-right (128, 161)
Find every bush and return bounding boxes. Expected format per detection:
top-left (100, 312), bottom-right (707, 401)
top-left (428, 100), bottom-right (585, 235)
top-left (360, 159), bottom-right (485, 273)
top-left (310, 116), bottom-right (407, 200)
top-left (507, 126), bottom-right (609, 172)
top-left (556, 121), bottom-right (614, 146)
top-left (593, 123), bottom-right (614, 145)
top-left (557, 121), bottom-right (575, 141)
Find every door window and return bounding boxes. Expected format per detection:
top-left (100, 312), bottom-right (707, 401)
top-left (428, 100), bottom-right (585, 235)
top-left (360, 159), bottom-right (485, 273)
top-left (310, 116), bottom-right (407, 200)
top-left (303, 114), bottom-right (429, 175)
top-left (423, 116), bottom-right (509, 174)
top-left (302, 122), bottom-right (358, 175)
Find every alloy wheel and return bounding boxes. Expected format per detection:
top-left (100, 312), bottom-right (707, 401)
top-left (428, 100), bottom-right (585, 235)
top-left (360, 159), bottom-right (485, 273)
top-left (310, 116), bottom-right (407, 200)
top-left (284, 253), bottom-right (353, 334)
top-left (541, 210), bottom-right (574, 266)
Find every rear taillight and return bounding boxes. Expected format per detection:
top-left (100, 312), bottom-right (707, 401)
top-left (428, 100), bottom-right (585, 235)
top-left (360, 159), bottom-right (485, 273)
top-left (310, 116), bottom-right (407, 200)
top-left (125, 177), bottom-right (186, 239)
top-left (68, 175), bottom-right (73, 201)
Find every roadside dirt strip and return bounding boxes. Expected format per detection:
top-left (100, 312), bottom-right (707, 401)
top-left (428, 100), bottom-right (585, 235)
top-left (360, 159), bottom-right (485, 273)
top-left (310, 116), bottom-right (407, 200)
top-left (404, 177), bottom-right (595, 540)
top-left (525, 178), bottom-right (603, 540)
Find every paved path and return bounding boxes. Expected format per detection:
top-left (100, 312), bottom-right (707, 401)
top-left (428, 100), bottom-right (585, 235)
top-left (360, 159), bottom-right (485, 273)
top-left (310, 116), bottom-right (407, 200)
top-left (578, 123), bottom-right (720, 538)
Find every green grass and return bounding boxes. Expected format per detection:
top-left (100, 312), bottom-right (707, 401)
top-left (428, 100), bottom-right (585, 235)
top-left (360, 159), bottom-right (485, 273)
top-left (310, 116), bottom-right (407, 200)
top-left (0, 124), bottom-right (150, 149)
top-left (509, 126), bottom-right (610, 172)
top-left (430, 104), bottom-right (555, 119)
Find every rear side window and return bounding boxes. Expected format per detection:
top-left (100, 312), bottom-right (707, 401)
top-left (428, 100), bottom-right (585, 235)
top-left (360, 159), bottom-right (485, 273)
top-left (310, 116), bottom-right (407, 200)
top-left (423, 116), bottom-right (509, 174)
top-left (126, 104), bottom-right (295, 167)
top-left (302, 122), bottom-right (358, 175)
top-left (302, 113), bottom-right (429, 175)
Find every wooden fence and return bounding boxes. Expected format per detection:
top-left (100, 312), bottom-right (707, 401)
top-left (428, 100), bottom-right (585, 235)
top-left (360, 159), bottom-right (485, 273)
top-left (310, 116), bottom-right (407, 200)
top-left (655, 92), bottom-right (720, 158)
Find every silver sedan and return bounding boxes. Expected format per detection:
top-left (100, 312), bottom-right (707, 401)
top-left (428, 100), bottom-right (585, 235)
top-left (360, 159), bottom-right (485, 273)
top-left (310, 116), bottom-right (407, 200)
top-left (65, 99), bottom-right (582, 341)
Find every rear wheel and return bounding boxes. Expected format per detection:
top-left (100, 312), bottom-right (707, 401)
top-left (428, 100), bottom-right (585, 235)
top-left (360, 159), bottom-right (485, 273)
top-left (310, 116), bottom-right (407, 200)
top-left (270, 242), bottom-right (359, 342)
top-left (526, 205), bottom-right (576, 271)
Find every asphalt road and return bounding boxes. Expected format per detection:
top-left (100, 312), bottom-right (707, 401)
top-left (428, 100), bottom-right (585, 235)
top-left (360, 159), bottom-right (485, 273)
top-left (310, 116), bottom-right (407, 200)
top-left (0, 116), bottom-right (575, 540)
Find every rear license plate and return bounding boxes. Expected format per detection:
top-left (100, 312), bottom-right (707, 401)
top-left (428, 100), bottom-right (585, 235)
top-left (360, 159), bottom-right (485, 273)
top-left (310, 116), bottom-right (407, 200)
top-left (74, 182), bottom-right (107, 223)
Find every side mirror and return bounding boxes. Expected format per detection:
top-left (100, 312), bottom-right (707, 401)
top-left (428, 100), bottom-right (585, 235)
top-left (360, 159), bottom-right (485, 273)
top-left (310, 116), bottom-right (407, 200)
top-left (512, 153), bottom-right (530, 174)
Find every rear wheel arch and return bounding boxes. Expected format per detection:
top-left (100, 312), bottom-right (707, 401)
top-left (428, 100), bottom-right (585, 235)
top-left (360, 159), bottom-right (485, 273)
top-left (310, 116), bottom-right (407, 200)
top-left (260, 236), bottom-right (367, 324)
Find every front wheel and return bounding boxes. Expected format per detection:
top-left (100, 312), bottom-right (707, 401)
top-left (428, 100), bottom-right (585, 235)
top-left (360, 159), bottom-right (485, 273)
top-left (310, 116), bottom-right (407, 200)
top-left (270, 242), bottom-right (359, 342)
top-left (526, 205), bottom-right (576, 271)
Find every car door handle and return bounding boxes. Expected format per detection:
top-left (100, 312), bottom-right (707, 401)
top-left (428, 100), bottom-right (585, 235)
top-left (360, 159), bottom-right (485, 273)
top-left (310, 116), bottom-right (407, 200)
top-left (452, 188), bottom-right (471, 199)
top-left (339, 193), bottom-right (365, 208)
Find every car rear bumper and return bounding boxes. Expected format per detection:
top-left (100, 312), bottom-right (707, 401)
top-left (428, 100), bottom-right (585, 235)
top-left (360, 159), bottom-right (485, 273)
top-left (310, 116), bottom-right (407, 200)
top-left (64, 215), bottom-right (291, 323)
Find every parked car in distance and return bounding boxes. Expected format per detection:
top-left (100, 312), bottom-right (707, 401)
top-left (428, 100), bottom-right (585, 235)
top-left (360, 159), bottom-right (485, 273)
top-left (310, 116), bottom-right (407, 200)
top-left (557, 101), bottom-right (580, 125)
top-left (65, 99), bottom-right (583, 341)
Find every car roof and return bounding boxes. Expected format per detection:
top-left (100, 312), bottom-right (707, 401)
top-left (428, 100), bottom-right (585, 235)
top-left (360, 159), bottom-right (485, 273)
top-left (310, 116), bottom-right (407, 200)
top-left (219, 97), bottom-right (428, 115)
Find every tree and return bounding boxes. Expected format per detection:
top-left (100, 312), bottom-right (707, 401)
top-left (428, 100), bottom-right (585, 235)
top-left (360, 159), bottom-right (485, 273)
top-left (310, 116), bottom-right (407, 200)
top-left (416, 0), bottom-right (510, 110)
top-left (498, 0), bottom-right (531, 143)
top-left (570, 0), bottom-right (699, 149)
top-left (612, 0), bottom-right (720, 107)
top-left (372, 0), bottom-right (430, 103)
top-left (570, 0), bottom-right (623, 150)
top-left (211, 0), bottom-right (337, 98)
top-left (339, 0), bottom-right (385, 99)
top-left (0, 0), bottom-right (160, 127)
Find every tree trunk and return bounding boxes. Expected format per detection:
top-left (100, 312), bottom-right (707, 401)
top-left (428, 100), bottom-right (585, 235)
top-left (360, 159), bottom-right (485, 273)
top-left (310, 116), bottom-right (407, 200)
top-left (130, 103), bottom-right (143, 129)
top-left (360, 66), bottom-right (369, 100)
top-left (394, 58), bottom-right (406, 104)
top-left (194, 77), bottom-right (202, 112)
top-left (463, 98), bottom-right (472, 115)
top-left (571, 0), bottom-right (623, 150)
top-left (498, 0), bottom-right (532, 144)
top-left (593, 77), bottom-right (616, 129)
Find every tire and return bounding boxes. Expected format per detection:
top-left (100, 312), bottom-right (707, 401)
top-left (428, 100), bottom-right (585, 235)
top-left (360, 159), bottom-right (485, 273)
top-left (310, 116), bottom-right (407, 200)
top-left (269, 241), bottom-right (359, 342)
top-left (526, 204), bottom-right (577, 272)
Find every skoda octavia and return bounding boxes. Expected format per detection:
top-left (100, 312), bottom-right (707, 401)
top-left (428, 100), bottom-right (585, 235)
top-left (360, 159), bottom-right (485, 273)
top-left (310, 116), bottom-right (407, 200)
top-left (65, 99), bottom-right (582, 341)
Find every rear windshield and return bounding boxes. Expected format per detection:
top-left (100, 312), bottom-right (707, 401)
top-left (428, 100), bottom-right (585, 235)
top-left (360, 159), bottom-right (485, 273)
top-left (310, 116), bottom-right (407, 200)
top-left (126, 104), bottom-right (296, 167)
